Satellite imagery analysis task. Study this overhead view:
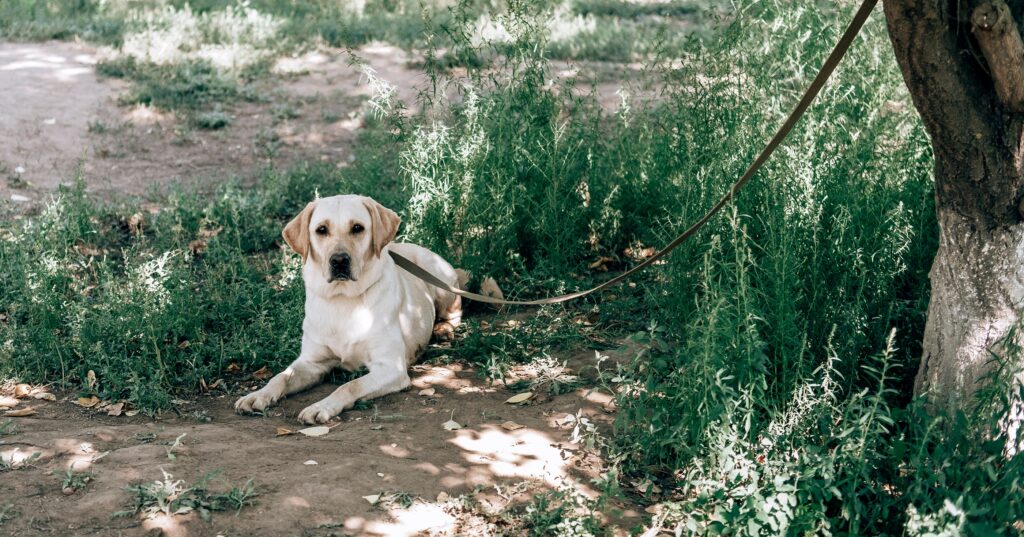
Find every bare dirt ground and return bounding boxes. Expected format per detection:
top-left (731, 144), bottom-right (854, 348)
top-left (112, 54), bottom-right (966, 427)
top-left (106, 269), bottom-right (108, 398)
top-left (2, 347), bottom-right (637, 536)
top-left (0, 40), bottom-right (432, 207)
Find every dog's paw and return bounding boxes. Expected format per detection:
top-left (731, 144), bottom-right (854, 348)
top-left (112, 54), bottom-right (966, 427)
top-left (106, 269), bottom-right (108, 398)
top-left (297, 400), bottom-right (343, 424)
top-left (432, 321), bottom-right (456, 341)
top-left (234, 390), bottom-right (277, 414)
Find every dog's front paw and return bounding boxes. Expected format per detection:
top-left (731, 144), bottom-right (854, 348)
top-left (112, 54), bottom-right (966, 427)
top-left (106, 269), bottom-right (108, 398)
top-left (234, 389), bottom-right (277, 414)
top-left (297, 400), bottom-right (344, 424)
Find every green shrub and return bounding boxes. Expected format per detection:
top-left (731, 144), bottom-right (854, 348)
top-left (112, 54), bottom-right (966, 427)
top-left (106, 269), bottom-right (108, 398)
top-left (0, 0), bottom-right (125, 43)
top-left (99, 57), bottom-right (253, 111)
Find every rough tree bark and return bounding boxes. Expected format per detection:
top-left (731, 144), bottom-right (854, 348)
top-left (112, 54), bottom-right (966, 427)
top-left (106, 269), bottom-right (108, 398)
top-left (883, 0), bottom-right (1024, 418)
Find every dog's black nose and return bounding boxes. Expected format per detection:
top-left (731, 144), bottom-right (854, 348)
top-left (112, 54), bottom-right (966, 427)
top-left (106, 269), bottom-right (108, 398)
top-left (329, 252), bottom-right (352, 281)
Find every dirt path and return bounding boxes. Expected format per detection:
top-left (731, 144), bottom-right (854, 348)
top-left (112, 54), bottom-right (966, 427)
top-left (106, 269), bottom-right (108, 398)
top-left (0, 41), bottom-right (428, 208)
top-left (2, 351), bottom-right (635, 536)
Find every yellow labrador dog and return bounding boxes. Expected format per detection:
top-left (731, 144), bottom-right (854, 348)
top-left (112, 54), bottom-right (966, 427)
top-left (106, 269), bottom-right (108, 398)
top-left (235, 195), bottom-right (461, 424)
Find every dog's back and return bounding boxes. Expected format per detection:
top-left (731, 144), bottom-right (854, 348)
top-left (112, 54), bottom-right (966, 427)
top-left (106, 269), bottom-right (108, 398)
top-left (387, 242), bottom-right (462, 334)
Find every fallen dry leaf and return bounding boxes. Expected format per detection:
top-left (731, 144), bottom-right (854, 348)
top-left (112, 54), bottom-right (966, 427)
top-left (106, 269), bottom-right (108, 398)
top-left (362, 494), bottom-right (380, 505)
top-left (6, 407), bottom-right (36, 417)
top-left (276, 427), bottom-right (295, 437)
top-left (33, 392), bottom-right (56, 402)
top-left (505, 392), bottom-right (534, 405)
top-left (86, 370), bottom-right (97, 391)
top-left (436, 491), bottom-right (450, 502)
top-left (74, 396), bottom-right (100, 408)
top-left (298, 426), bottom-right (330, 437)
top-left (501, 421), bottom-right (526, 431)
top-left (442, 419), bottom-right (462, 431)
top-left (0, 396), bottom-right (19, 409)
top-left (418, 388), bottom-right (436, 396)
top-left (124, 410), bottom-right (140, 417)
top-left (14, 384), bottom-right (31, 398)
top-left (303, 460), bottom-right (318, 466)
top-left (252, 366), bottom-right (272, 380)
top-left (107, 402), bottom-right (124, 416)
top-left (226, 363), bottom-right (241, 374)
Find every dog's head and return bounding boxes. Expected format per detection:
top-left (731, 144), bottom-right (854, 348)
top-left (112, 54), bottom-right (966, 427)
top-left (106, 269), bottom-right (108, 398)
top-left (282, 195), bottom-right (400, 290)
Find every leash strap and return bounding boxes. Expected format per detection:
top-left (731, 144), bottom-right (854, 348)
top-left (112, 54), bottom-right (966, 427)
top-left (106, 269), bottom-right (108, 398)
top-left (391, 0), bottom-right (879, 306)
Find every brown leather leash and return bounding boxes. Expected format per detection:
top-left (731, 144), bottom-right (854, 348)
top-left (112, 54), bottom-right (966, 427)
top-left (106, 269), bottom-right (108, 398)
top-left (390, 0), bottom-right (879, 306)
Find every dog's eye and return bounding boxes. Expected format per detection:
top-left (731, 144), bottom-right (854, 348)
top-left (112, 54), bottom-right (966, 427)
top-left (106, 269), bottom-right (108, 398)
top-left (315, 225), bottom-right (328, 235)
top-left (351, 223), bottom-right (365, 234)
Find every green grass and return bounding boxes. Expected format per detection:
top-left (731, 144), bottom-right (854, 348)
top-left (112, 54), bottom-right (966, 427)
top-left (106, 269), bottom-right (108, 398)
top-left (0, 0), bottom-right (125, 44)
top-left (97, 57), bottom-right (259, 113)
top-left (60, 467), bottom-right (94, 492)
top-left (116, 470), bottom-right (258, 521)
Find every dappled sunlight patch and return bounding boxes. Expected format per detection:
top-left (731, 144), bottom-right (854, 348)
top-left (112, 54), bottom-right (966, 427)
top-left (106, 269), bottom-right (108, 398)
top-left (284, 495), bottom-right (311, 508)
top-left (273, 50), bottom-right (331, 75)
top-left (413, 461), bottom-right (442, 476)
top-left (379, 443), bottom-right (412, 458)
top-left (364, 501), bottom-right (458, 536)
top-left (53, 439), bottom-right (99, 471)
top-left (110, 4), bottom-right (283, 72)
top-left (448, 424), bottom-right (574, 488)
top-left (408, 364), bottom-right (498, 394)
top-left (141, 512), bottom-right (192, 537)
top-left (125, 103), bottom-right (173, 126)
top-left (0, 45), bottom-right (97, 83)
top-left (1, 445), bottom-right (52, 468)
top-left (471, 3), bottom-right (597, 47)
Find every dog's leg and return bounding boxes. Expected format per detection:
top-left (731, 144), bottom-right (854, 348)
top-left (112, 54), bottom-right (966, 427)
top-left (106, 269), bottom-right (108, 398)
top-left (432, 293), bottom-right (462, 341)
top-left (297, 360), bottom-right (410, 424)
top-left (235, 346), bottom-right (331, 414)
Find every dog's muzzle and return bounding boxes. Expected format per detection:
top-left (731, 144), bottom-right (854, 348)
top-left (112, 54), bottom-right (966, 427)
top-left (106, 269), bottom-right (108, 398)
top-left (328, 252), bottom-right (356, 282)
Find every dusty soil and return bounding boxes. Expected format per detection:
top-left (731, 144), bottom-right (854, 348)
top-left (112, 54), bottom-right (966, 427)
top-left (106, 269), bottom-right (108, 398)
top-left (2, 347), bottom-right (638, 536)
top-left (0, 41), bottom-right (433, 208)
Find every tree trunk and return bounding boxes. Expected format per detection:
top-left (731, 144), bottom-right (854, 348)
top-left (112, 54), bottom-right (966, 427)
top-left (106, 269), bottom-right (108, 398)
top-left (883, 0), bottom-right (1024, 416)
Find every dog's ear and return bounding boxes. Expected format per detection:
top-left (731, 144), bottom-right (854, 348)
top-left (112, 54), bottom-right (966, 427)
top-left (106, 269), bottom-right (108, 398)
top-left (363, 197), bottom-right (400, 258)
top-left (283, 201), bottom-right (317, 262)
